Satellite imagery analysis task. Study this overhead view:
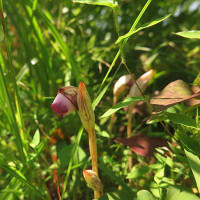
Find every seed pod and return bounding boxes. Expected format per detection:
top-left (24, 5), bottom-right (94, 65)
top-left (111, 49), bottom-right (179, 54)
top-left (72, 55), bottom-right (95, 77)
top-left (77, 82), bottom-right (95, 133)
top-left (83, 169), bottom-right (102, 193)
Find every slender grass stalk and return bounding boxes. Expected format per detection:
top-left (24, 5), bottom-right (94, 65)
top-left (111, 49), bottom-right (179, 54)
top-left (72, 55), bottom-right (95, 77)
top-left (0, 5), bottom-right (27, 163)
top-left (101, 0), bottom-right (152, 87)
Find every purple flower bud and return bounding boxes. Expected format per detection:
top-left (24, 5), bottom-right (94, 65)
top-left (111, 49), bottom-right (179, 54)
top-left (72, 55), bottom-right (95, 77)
top-left (51, 93), bottom-right (76, 117)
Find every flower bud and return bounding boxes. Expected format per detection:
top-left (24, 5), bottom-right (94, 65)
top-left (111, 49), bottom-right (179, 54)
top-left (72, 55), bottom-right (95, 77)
top-left (113, 74), bottom-right (134, 97)
top-left (83, 169), bottom-right (102, 193)
top-left (128, 70), bottom-right (154, 97)
top-left (51, 86), bottom-right (78, 117)
top-left (77, 82), bottom-right (95, 133)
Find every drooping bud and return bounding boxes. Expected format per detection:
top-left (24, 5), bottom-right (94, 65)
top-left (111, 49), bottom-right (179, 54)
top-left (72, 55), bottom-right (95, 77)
top-left (83, 169), bottom-right (102, 193)
top-left (77, 82), bottom-right (95, 133)
top-left (51, 86), bottom-right (78, 117)
top-left (128, 70), bottom-right (154, 97)
top-left (113, 74), bottom-right (134, 97)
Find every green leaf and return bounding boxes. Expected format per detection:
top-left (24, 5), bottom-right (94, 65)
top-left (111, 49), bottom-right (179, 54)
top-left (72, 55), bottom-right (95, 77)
top-left (16, 64), bottom-right (29, 83)
top-left (100, 96), bottom-right (144, 118)
top-left (166, 186), bottom-right (200, 200)
top-left (72, 0), bottom-right (118, 8)
top-left (127, 165), bottom-right (150, 179)
top-left (185, 149), bottom-right (200, 192)
top-left (167, 113), bottom-right (196, 128)
top-left (57, 141), bottom-right (86, 168)
top-left (175, 31), bottom-right (200, 39)
top-left (95, 125), bottom-right (110, 138)
top-left (116, 14), bottom-right (171, 44)
top-left (176, 130), bottom-right (200, 157)
top-left (30, 129), bottom-right (40, 149)
top-left (137, 190), bottom-right (156, 200)
top-left (57, 142), bottom-right (74, 167)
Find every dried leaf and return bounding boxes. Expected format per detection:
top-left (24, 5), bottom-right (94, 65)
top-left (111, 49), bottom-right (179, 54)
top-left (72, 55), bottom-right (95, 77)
top-left (150, 80), bottom-right (200, 113)
top-left (115, 134), bottom-right (168, 157)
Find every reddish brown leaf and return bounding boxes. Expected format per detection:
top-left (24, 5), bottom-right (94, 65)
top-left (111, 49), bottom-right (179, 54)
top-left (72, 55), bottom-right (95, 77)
top-left (187, 85), bottom-right (200, 106)
top-left (150, 80), bottom-right (200, 113)
top-left (114, 134), bottom-right (168, 157)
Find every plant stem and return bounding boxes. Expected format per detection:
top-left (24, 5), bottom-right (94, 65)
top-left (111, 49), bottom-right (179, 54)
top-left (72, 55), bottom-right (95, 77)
top-left (127, 104), bottom-right (133, 183)
top-left (88, 129), bottom-right (102, 199)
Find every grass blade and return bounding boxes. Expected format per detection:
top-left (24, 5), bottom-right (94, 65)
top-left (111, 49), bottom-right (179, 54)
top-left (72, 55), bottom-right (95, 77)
top-left (0, 159), bottom-right (45, 199)
top-left (72, 0), bottom-right (118, 8)
top-left (175, 31), bottom-right (200, 39)
top-left (116, 14), bottom-right (171, 44)
top-left (185, 149), bottom-right (200, 193)
top-left (100, 96), bottom-right (144, 118)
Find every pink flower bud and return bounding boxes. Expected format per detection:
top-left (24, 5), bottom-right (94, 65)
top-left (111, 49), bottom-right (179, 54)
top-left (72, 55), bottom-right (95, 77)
top-left (51, 86), bottom-right (78, 117)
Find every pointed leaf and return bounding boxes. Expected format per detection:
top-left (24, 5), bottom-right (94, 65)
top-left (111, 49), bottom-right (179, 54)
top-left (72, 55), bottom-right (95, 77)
top-left (176, 130), bottom-right (200, 156)
top-left (100, 96), bottom-right (144, 118)
top-left (185, 149), bottom-right (200, 193)
top-left (116, 14), bottom-right (171, 44)
top-left (72, 0), bottom-right (118, 8)
top-left (175, 31), bottom-right (200, 39)
top-left (30, 129), bottom-right (40, 149)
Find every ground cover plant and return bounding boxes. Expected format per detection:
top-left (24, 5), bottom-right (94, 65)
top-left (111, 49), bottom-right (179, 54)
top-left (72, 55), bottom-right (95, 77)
top-left (0, 0), bottom-right (200, 199)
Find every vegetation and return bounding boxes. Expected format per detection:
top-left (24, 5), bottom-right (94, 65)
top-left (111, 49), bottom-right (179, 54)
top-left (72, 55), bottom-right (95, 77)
top-left (0, 0), bottom-right (200, 199)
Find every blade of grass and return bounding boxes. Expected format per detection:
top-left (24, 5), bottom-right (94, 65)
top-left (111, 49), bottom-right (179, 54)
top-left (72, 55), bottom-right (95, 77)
top-left (5, 2), bottom-right (44, 97)
top-left (184, 149), bottom-right (200, 193)
top-left (72, 0), bottom-right (118, 8)
top-left (22, 0), bottom-right (80, 85)
top-left (0, 6), bottom-right (27, 163)
top-left (100, 0), bottom-right (153, 88)
top-left (23, 3), bottom-right (50, 96)
top-left (0, 159), bottom-right (45, 199)
top-left (61, 128), bottom-right (84, 198)
top-left (41, 9), bottom-right (81, 84)
top-left (100, 96), bottom-right (144, 118)
top-left (116, 14), bottom-right (171, 44)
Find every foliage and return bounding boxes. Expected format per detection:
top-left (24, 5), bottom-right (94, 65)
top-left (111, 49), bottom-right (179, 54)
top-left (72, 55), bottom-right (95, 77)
top-left (0, 0), bottom-right (200, 199)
